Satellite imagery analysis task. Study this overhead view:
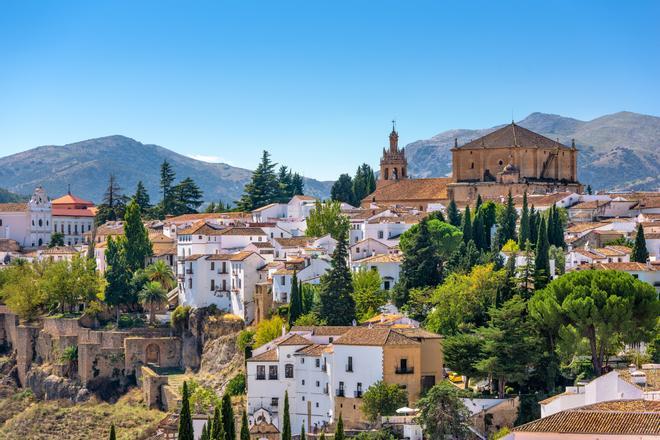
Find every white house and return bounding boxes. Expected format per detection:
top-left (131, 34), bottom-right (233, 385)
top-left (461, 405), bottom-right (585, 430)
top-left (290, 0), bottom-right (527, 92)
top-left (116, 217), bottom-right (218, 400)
top-left (50, 192), bottom-right (95, 246)
top-left (271, 257), bottom-right (331, 303)
top-left (351, 254), bottom-right (403, 291)
top-left (0, 187), bottom-right (52, 249)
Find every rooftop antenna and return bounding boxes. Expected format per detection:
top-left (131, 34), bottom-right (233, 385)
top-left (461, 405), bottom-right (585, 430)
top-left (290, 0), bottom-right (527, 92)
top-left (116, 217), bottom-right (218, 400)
top-left (67, 183), bottom-right (71, 195)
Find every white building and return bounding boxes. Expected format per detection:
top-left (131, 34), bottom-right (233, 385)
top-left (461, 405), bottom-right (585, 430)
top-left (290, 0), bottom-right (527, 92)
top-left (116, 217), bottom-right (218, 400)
top-left (50, 192), bottom-right (95, 246)
top-left (0, 187), bottom-right (52, 249)
top-left (178, 250), bottom-right (266, 322)
top-left (566, 245), bottom-right (631, 270)
top-left (270, 257), bottom-right (331, 303)
top-left (351, 254), bottom-right (403, 291)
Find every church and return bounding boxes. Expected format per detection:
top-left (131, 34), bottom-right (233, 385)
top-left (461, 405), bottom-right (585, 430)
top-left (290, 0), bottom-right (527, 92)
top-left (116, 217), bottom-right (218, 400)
top-left (362, 122), bottom-right (582, 210)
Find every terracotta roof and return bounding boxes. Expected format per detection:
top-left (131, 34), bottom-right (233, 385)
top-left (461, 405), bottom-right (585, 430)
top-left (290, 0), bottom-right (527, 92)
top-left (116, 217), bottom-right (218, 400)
top-left (354, 254), bottom-right (403, 264)
top-left (165, 212), bottom-right (249, 223)
top-left (567, 222), bottom-right (608, 233)
top-left (178, 221), bottom-right (224, 235)
top-left (638, 198), bottom-right (660, 209)
top-left (593, 262), bottom-right (658, 272)
top-left (51, 208), bottom-right (95, 217)
top-left (538, 391), bottom-right (576, 405)
top-left (273, 237), bottom-right (315, 248)
top-left (0, 239), bottom-right (21, 252)
top-left (295, 344), bottom-right (328, 356)
top-left (0, 203), bottom-right (27, 212)
top-left (151, 233), bottom-right (176, 256)
top-left (346, 208), bottom-right (388, 220)
top-left (570, 200), bottom-right (610, 210)
top-left (184, 254), bottom-right (207, 261)
top-left (390, 327), bottom-right (442, 339)
top-left (593, 247), bottom-right (629, 257)
top-left (51, 193), bottom-right (94, 206)
top-left (647, 233), bottom-right (660, 239)
top-left (206, 251), bottom-right (258, 261)
top-left (513, 400), bottom-right (660, 435)
top-left (457, 123), bottom-right (571, 151)
top-left (276, 333), bottom-right (312, 346)
top-left (41, 246), bottom-right (79, 255)
top-left (573, 249), bottom-right (605, 260)
top-left (219, 227), bottom-right (266, 236)
top-left (334, 328), bottom-right (419, 346)
top-left (290, 326), bottom-right (354, 336)
top-left (253, 203), bottom-right (280, 212)
top-left (363, 178), bottom-right (450, 204)
top-left (249, 241), bottom-right (275, 248)
top-left (291, 195), bottom-right (316, 201)
top-left (247, 348), bottom-right (279, 362)
top-left (606, 245), bottom-right (633, 254)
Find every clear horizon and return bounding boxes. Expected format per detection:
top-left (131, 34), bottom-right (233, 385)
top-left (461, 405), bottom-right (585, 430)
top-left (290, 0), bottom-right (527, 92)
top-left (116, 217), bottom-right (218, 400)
top-left (1, 0), bottom-right (659, 180)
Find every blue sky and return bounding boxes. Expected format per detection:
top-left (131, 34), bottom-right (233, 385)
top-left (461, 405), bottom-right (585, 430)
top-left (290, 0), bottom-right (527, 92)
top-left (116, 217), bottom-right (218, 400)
top-left (1, 1), bottom-right (658, 180)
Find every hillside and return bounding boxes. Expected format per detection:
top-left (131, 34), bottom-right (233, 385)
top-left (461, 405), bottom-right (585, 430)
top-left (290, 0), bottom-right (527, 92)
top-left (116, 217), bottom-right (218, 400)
top-left (0, 188), bottom-right (25, 204)
top-left (0, 136), bottom-right (334, 204)
top-left (405, 111), bottom-right (660, 191)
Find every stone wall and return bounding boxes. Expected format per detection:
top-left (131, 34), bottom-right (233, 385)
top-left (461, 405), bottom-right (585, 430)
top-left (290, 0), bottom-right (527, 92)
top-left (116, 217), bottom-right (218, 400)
top-left (124, 337), bottom-right (182, 376)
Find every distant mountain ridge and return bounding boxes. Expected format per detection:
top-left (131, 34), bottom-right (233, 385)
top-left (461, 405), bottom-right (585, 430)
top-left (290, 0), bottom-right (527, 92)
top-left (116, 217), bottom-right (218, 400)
top-left (0, 136), bottom-right (334, 204)
top-left (405, 111), bottom-right (660, 191)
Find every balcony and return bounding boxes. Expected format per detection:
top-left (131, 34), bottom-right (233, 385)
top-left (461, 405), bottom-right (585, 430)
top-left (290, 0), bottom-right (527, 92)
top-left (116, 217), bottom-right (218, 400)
top-left (256, 375), bottom-right (265, 381)
top-left (186, 268), bottom-right (194, 274)
top-left (354, 390), bottom-right (362, 398)
top-left (336, 389), bottom-right (345, 397)
top-left (395, 366), bottom-right (414, 375)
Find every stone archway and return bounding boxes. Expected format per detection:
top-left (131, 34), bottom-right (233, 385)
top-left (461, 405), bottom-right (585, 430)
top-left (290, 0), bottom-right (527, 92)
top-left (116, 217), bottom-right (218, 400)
top-left (146, 343), bottom-right (160, 365)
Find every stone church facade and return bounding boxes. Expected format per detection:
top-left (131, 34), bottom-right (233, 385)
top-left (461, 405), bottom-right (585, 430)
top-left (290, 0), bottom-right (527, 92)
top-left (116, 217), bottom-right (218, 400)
top-left (362, 122), bottom-right (582, 210)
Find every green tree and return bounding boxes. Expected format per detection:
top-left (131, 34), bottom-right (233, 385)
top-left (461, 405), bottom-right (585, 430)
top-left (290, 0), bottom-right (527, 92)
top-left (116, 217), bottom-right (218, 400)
top-left (518, 192), bottom-right (530, 248)
top-left (48, 232), bottom-right (65, 247)
top-left (353, 163), bottom-right (376, 204)
top-left (444, 240), bottom-right (482, 276)
top-left (178, 381), bottom-right (194, 440)
top-left (352, 269), bottom-right (388, 321)
top-left (631, 224), bottom-right (649, 263)
top-left (443, 332), bottom-right (484, 388)
top-left (104, 236), bottom-right (131, 324)
top-left (528, 206), bottom-right (539, 246)
top-left (291, 172), bottom-right (304, 196)
top-left (277, 165), bottom-right (294, 202)
top-left (447, 198), bottom-right (461, 227)
top-left (529, 270), bottom-right (659, 376)
top-left (172, 177), bottom-right (204, 215)
top-left (240, 410), bottom-right (250, 440)
top-left (254, 315), bottom-right (286, 347)
top-left (534, 217), bottom-right (550, 289)
top-left (394, 219), bottom-right (442, 307)
top-left (476, 296), bottom-right (541, 397)
top-left (96, 174), bottom-right (127, 224)
top-left (123, 199), bottom-right (152, 272)
top-left (416, 383), bottom-right (470, 439)
top-left (586, 184), bottom-right (593, 195)
top-left (221, 393), bottom-right (235, 440)
top-left (334, 413), bottom-right (345, 440)
top-left (288, 271), bottom-right (302, 326)
top-left (133, 180), bottom-right (152, 215)
top-left (212, 405), bottom-right (225, 440)
top-left (461, 205), bottom-right (472, 244)
top-left (145, 260), bottom-right (176, 291)
top-left (159, 160), bottom-right (177, 216)
top-left (201, 422), bottom-right (209, 440)
top-left (139, 281), bottom-right (167, 324)
top-left (109, 424), bottom-right (116, 440)
top-left (282, 390), bottom-right (291, 440)
top-left (237, 150), bottom-right (279, 211)
top-left (398, 219), bottom-right (462, 260)
top-left (480, 201), bottom-right (497, 250)
top-left (498, 190), bottom-right (517, 248)
top-left (317, 229), bottom-right (356, 325)
top-left (472, 208), bottom-right (487, 251)
top-left (331, 174), bottom-right (355, 205)
top-left (300, 424), bottom-right (306, 440)
top-left (361, 380), bottom-right (408, 424)
top-left (306, 200), bottom-right (350, 240)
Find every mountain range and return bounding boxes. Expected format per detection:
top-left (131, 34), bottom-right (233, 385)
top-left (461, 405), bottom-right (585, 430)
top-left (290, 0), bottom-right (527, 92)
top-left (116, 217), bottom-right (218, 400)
top-left (0, 111), bottom-right (658, 205)
top-left (405, 111), bottom-right (660, 191)
top-left (0, 136), bottom-right (334, 204)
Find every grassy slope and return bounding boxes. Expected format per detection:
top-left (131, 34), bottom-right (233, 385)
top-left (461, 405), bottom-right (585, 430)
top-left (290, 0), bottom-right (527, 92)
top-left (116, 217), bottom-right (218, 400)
top-left (0, 389), bottom-right (164, 440)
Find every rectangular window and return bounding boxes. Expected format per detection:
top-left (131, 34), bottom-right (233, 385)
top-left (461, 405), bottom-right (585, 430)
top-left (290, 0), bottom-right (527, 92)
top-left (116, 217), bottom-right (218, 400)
top-left (211, 262), bottom-right (215, 270)
top-left (256, 365), bottom-right (265, 380)
top-left (271, 397), bottom-right (278, 407)
top-left (285, 364), bottom-right (294, 378)
top-left (315, 359), bottom-right (320, 368)
top-left (346, 356), bottom-right (353, 372)
top-left (302, 380), bottom-right (305, 385)
top-left (268, 365), bottom-right (278, 380)
top-left (188, 278), bottom-right (192, 288)
top-left (281, 276), bottom-right (286, 286)
top-left (210, 280), bottom-right (215, 291)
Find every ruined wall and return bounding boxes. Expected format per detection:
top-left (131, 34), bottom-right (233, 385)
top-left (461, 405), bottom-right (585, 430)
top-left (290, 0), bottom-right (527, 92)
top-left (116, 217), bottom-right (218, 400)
top-left (124, 337), bottom-right (182, 376)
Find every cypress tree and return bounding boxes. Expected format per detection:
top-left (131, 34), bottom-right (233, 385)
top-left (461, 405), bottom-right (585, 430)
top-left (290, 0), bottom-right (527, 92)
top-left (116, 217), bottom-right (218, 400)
top-left (320, 433), bottom-right (326, 440)
top-left (201, 422), bottom-right (209, 440)
top-left (529, 206), bottom-right (538, 246)
top-left (472, 209), bottom-right (486, 251)
top-left (632, 224), bottom-right (649, 263)
top-left (317, 229), bottom-right (356, 325)
top-left (123, 199), bottom-right (153, 272)
top-left (133, 181), bottom-right (152, 215)
top-left (240, 410), bottom-right (250, 440)
top-left (586, 184), bottom-right (593, 195)
top-left (534, 217), bottom-right (550, 289)
top-left (475, 194), bottom-right (483, 211)
top-left (282, 391), bottom-right (292, 440)
top-left (178, 381), bottom-right (194, 440)
top-left (499, 190), bottom-right (517, 247)
top-left (104, 235), bottom-right (131, 324)
top-left (334, 414), bottom-right (345, 440)
top-left (288, 271), bottom-right (302, 326)
top-left (109, 424), bottom-right (116, 440)
top-left (462, 205), bottom-right (472, 244)
top-left (206, 416), bottom-right (213, 439)
top-left (300, 423), bottom-right (306, 440)
top-left (212, 406), bottom-right (224, 440)
top-left (221, 393), bottom-right (235, 440)
top-left (553, 206), bottom-right (565, 248)
top-left (447, 198), bottom-right (461, 227)
top-left (518, 192), bottom-right (530, 249)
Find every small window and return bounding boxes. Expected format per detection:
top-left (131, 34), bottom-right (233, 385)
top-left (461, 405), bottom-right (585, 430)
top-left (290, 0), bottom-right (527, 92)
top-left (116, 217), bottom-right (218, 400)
top-left (268, 365), bottom-right (278, 380)
top-left (211, 262), bottom-right (215, 270)
top-left (256, 365), bottom-right (266, 380)
top-left (271, 397), bottom-right (278, 406)
top-left (302, 396), bottom-right (305, 401)
top-left (281, 276), bottom-right (286, 286)
top-left (315, 359), bottom-right (320, 368)
top-left (316, 381), bottom-right (320, 387)
top-left (470, 162), bottom-right (475, 169)
top-left (302, 380), bottom-right (305, 385)
top-left (316, 402), bottom-right (319, 408)
top-left (499, 160), bottom-right (504, 166)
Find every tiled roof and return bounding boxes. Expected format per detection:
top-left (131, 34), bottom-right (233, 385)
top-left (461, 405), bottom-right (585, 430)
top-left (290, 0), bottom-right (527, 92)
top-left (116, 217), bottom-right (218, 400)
top-left (219, 227), bottom-right (267, 236)
top-left (291, 195), bottom-right (316, 201)
top-left (363, 178), bottom-right (450, 203)
top-left (250, 422), bottom-right (280, 434)
top-left (354, 254), bottom-right (403, 264)
top-left (638, 198), bottom-right (660, 209)
top-left (248, 242), bottom-right (274, 248)
top-left (593, 262), bottom-right (658, 272)
top-left (606, 245), bottom-right (633, 254)
top-left (52, 208), bottom-right (95, 217)
top-left (367, 214), bottom-right (423, 224)
top-left (178, 221), bottom-right (224, 235)
top-left (41, 246), bottom-right (79, 255)
top-left (567, 222), bottom-right (608, 233)
top-left (184, 254), bottom-right (207, 261)
top-left (513, 400), bottom-right (660, 435)
top-left (334, 328), bottom-right (419, 346)
top-left (573, 249), bottom-right (605, 260)
top-left (570, 200), bottom-right (610, 210)
top-left (51, 193), bottom-right (94, 206)
top-left (538, 391), bottom-right (576, 405)
top-left (295, 344), bottom-right (328, 356)
top-left (458, 123), bottom-right (570, 150)
top-left (0, 203), bottom-right (27, 212)
top-left (389, 328), bottom-right (441, 339)
top-left (0, 239), bottom-right (21, 252)
top-left (593, 247), bottom-right (629, 257)
top-left (247, 347), bottom-right (279, 362)
top-left (165, 212), bottom-right (250, 223)
top-left (276, 333), bottom-right (312, 346)
top-left (252, 203), bottom-right (280, 212)
top-left (273, 237), bottom-right (315, 248)
top-left (206, 251), bottom-right (257, 261)
top-left (290, 326), bottom-right (354, 336)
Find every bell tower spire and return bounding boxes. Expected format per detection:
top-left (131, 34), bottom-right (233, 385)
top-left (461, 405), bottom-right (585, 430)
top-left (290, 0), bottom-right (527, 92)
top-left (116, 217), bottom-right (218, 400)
top-left (389, 120), bottom-right (399, 153)
top-left (379, 122), bottom-right (407, 183)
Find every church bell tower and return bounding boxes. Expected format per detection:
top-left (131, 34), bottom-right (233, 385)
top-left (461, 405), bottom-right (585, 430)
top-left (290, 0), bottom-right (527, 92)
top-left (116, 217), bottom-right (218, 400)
top-left (379, 121), bottom-right (408, 183)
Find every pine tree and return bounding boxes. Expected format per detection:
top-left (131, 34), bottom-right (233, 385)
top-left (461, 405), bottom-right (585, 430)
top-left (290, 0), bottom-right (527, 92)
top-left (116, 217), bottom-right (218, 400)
top-left (277, 165), bottom-right (294, 202)
top-left (133, 181), bottom-right (152, 215)
top-left (331, 174), bottom-right (355, 206)
top-left (109, 424), bottom-right (116, 440)
top-left (172, 177), bottom-right (204, 215)
top-left (212, 405), bottom-right (225, 440)
top-left (632, 224), bottom-right (649, 263)
top-left (240, 410), bottom-right (250, 440)
top-left (518, 192), bottom-right (530, 249)
top-left (317, 229), bottom-right (356, 325)
top-left (160, 160), bottom-right (177, 215)
top-left (300, 423), bottom-right (306, 440)
top-left (447, 198), bottom-right (462, 227)
top-left (237, 150), bottom-right (279, 211)
top-left (205, 202), bottom-right (217, 213)
top-left (178, 381), bottom-right (194, 440)
top-left (291, 172), bottom-right (304, 196)
top-left (123, 199), bottom-right (152, 272)
top-left (282, 391), bottom-right (292, 440)
top-left (462, 205), bottom-right (472, 244)
top-left (221, 393), bottom-right (235, 440)
top-left (534, 217), bottom-right (550, 289)
top-left (288, 271), bottom-right (302, 326)
top-left (97, 174), bottom-right (127, 223)
top-left (586, 184), bottom-right (593, 195)
top-left (334, 414), bottom-right (345, 440)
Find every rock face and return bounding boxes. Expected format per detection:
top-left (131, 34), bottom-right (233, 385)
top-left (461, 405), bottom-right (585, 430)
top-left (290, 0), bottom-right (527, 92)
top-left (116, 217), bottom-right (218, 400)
top-left (25, 366), bottom-right (90, 402)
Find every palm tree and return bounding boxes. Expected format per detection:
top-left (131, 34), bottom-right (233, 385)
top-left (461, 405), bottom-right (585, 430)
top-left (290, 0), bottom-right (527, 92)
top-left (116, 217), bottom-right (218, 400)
top-left (139, 281), bottom-right (168, 324)
top-left (145, 260), bottom-right (176, 292)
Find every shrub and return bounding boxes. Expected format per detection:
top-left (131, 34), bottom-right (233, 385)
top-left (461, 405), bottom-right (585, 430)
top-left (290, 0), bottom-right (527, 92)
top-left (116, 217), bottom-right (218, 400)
top-left (237, 329), bottom-right (255, 352)
top-left (171, 305), bottom-right (191, 332)
top-left (226, 373), bottom-right (246, 396)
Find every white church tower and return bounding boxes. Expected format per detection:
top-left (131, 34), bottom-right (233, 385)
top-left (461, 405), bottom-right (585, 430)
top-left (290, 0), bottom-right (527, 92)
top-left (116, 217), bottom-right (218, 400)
top-left (27, 186), bottom-right (52, 248)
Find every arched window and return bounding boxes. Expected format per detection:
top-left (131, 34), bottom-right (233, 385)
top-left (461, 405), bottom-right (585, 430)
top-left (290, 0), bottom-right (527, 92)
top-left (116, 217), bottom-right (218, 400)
top-left (498, 160), bottom-right (504, 166)
top-left (38, 238), bottom-right (43, 247)
top-left (285, 363), bottom-right (294, 378)
top-left (38, 219), bottom-right (42, 227)
top-left (384, 168), bottom-right (389, 180)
